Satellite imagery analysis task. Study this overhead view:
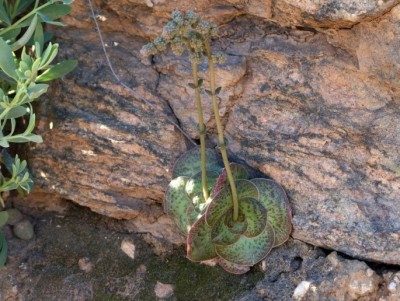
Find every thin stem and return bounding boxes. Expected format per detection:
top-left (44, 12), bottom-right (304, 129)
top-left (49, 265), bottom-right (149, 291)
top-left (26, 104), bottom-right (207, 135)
top-left (191, 61), bottom-right (209, 202)
top-left (87, 0), bottom-right (196, 146)
top-left (204, 40), bottom-right (239, 221)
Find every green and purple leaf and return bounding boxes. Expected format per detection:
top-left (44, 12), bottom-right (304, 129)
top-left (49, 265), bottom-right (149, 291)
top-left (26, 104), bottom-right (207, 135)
top-left (239, 197), bottom-right (267, 238)
top-left (215, 222), bottom-right (275, 266)
top-left (187, 215), bottom-right (217, 262)
top-left (206, 179), bottom-right (258, 227)
top-left (205, 187), bottom-right (232, 227)
top-left (214, 163), bottom-right (249, 195)
top-left (185, 170), bottom-right (219, 200)
top-left (236, 179), bottom-right (259, 200)
top-left (251, 178), bottom-right (292, 246)
top-left (164, 176), bottom-right (191, 233)
top-left (218, 257), bottom-right (250, 275)
top-left (172, 147), bottom-right (221, 178)
top-left (211, 212), bottom-right (241, 246)
top-left (186, 203), bottom-right (203, 225)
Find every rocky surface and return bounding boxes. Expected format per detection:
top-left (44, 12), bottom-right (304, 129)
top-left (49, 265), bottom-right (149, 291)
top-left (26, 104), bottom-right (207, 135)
top-left (0, 204), bottom-right (398, 300)
top-left (23, 0), bottom-right (400, 269)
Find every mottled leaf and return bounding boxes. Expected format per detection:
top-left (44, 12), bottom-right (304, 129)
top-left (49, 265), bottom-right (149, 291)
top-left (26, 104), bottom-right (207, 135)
top-left (239, 197), bottom-right (267, 238)
top-left (214, 163), bottom-right (249, 195)
top-left (205, 187), bottom-right (231, 227)
top-left (211, 212), bottom-right (241, 246)
top-left (185, 170), bottom-right (219, 200)
top-left (218, 257), bottom-right (250, 275)
top-left (187, 215), bottom-right (217, 262)
top-left (236, 179), bottom-right (259, 200)
top-left (216, 222), bottom-right (275, 266)
top-left (164, 176), bottom-right (191, 233)
top-left (172, 147), bottom-right (221, 178)
top-left (206, 180), bottom-right (258, 227)
top-left (251, 178), bottom-right (292, 246)
top-left (186, 203), bottom-right (202, 226)
top-left (224, 209), bottom-right (248, 235)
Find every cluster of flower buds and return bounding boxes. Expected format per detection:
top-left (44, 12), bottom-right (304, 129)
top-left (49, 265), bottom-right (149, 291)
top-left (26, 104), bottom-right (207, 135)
top-left (212, 52), bottom-right (227, 64)
top-left (140, 10), bottom-right (224, 65)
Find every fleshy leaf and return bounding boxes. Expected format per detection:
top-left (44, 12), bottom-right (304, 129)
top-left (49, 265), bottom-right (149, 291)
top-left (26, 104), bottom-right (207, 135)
top-left (164, 176), bottom-right (191, 233)
top-left (218, 257), bottom-right (250, 274)
top-left (206, 179), bottom-right (258, 227)
top-left (185, 170), bottom-right (219, 200)
top-left (216, 222), bottom-right (275, 266)
top-left (239, 197), bottom-right (267, 238)
top-left (172, 147), bottom-right (221, 178)
top-left (251, 178), bottom-right (292, 246)
top-left (236, 179), bottom-right (259, 200)
top-left (224, 209), bottom-right (248, 234)
top-left (187, 215), bottom-right (217, 262)
top-left (186, 203), bottom-right (202, 225)
top-left (214, 163), bottom-right (249, 195)
top-left (211, 212), bottom-right (241, 246)
top-left (205, 187), bottom-right (231, 227)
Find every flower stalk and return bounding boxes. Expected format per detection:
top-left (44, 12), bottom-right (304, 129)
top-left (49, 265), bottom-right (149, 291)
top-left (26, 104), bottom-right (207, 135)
top-left (204, 40), bottom-right (239, 221)
top-left (191, 60), bottom-right (209, 202)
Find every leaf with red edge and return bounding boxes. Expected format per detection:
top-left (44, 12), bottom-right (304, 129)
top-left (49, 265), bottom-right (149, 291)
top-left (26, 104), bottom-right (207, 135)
top-left (218, 257), bottom-right (250, 275)
top-left (216, 222), bottom-right (275, 266)
top-left (214, 163), bottom-right (249, 195)
top-left (187, 215), bottom-right (217, 262)
top-left (172, 147), bottom-right (221, 178)
top-left (206, 179), bottom-right (258, 227)
top-left (251, 178), bottom-right (292, 246)
top-left (205, 186), bottom-right (232, 227)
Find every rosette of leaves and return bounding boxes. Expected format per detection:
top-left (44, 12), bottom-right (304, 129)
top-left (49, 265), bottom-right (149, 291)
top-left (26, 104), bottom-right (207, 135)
top-left (187, 163), bottom-right (292, 274)
top-left (165, 148), bottom-right (292, 274)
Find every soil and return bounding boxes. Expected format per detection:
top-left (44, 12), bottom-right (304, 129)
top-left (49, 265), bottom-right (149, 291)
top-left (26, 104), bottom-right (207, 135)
top-left (0, 203), bottom-right (264, 301)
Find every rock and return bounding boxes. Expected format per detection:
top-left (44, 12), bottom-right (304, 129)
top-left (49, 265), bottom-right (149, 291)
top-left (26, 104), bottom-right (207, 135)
top-left (120, 239), bottom-right (136, 259)
top-left (23, 0), bottom-right (400, 266)
top-left (154, 281), bottom-right (174, 299)
top-left (78, 257), bottom-right (93, 273)
top-left (235, 240), bottom-right (382, 301)
top-left (6, 209), bottom-right (23, 226)
top-left (13, 220), bottom-right (34, 240)
top-left (383, 272), bottom-right (400, 301)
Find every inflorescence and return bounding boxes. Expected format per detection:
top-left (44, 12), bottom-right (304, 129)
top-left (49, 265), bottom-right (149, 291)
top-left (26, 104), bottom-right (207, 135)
top-left (140, 10), bottom-right (226, 64)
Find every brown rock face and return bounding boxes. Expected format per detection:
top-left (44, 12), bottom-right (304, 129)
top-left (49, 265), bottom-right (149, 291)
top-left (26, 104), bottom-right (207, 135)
top-left (27, 0), bottom-right (400, 264)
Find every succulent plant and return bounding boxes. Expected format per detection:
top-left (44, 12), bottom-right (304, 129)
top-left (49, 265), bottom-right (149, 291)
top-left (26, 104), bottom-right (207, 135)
top-left (144, 10), bottom-right (292, 274)
top-left (165, 148), bottom-right (292, 274)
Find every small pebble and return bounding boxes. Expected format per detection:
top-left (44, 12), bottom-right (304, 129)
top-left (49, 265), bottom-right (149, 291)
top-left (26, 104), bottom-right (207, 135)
top-left (13, 220), bottom-right (34, 240)
top-left (154, 281), bottom-right (174, 299)
top-left (293, 281), bottom-right (311, 300)
top-left (78, 257), bottom-right (93, 273)
top-left (121, 239), bottom-right (136, 259)
top-left (6, 208), bottom-right (23, 225)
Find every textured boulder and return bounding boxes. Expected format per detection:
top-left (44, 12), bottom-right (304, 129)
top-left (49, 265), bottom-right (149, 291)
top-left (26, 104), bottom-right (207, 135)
top-left (25, 0), bottom-right (400, 264)
top-left (235, 240), bottom-right (383, 301)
